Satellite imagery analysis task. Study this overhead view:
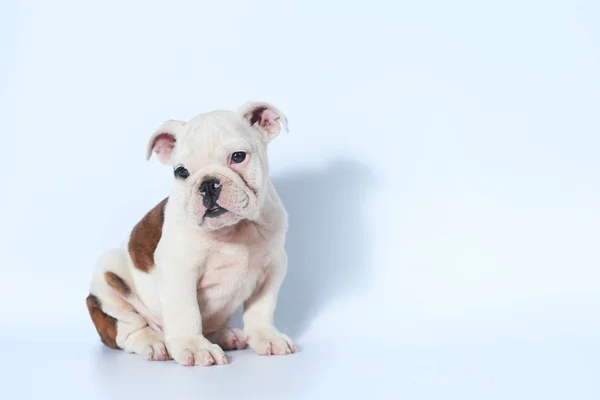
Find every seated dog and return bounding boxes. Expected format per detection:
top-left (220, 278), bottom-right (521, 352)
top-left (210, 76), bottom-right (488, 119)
top-left (85, 101), bottom-right (296, 366)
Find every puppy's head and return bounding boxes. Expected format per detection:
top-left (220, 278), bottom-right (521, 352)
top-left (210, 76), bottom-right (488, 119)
top-left (146, 101), bottom-right (288, 231)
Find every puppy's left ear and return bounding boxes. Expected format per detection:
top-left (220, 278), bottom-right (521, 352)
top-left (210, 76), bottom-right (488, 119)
top-left (238, 101), bottom-right (289, 143)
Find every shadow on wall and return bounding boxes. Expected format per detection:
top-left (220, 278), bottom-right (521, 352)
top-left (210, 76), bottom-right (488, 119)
top-left (271, 159), bottom-right (373, 339)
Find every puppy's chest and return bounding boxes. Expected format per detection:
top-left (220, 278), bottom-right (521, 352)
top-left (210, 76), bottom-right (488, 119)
top-left (197, 242), bottom-right (270, 305)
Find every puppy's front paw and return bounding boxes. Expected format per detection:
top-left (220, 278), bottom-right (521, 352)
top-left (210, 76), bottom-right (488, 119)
top-left (166, 336), bottom-right (228, 366)
top-left (244, 329), bottom-right (297, 356)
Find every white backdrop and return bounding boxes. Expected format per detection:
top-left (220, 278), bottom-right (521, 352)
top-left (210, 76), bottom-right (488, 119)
top-left (1, 0), bottom-right (599, 399)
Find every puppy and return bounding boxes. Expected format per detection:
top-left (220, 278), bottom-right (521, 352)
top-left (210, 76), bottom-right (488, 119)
top-left (86, 101), bottom-right (296, 366)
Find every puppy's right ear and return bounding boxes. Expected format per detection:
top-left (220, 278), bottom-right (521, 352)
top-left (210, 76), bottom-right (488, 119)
top-left (146, 120), bottom-right (185, 165)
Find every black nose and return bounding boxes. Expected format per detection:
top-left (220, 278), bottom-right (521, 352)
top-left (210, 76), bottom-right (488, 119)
top-left (199, 178), bottom-right (221, 208)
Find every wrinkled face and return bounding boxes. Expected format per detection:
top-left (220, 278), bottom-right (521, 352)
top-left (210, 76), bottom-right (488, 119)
top-left (171, 113), bottom-right (266, 230)
top-left (146, 102), bottom-right (288, 231)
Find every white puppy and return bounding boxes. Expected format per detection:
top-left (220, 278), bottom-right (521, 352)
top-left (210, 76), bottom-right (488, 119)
top-left (86, 101), bottom-right (296, 366)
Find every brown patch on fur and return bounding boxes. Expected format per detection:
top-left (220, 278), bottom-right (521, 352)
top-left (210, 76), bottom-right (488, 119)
top-left (104, 271), bottom-right (132, 297)
top-left (86, 294), bottom-right (120, 349)
top-left (128, 197), bottom-right (168, 273)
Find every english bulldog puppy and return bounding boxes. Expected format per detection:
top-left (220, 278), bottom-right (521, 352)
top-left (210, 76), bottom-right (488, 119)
top-left (86, 102), bottom-right (296, 366)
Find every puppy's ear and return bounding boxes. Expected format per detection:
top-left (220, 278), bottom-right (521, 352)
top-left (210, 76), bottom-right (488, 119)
top-left (238, 101), bottom-right (289, 143)
top-left (146, 120), bottom-right (185, 165)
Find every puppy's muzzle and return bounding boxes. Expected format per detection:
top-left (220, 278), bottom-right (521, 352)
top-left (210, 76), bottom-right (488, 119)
top-left (199, 178), bottom-right (226, 218)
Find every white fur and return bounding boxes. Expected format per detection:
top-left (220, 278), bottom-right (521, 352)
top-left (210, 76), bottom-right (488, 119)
top-left (88, 102), bottom-right (296, 366)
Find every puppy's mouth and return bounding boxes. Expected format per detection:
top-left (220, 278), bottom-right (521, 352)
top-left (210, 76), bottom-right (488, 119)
top-left (204, 206), bottom-right (228, 219)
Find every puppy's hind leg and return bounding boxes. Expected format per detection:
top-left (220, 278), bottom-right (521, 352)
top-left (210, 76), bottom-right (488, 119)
top-left (206, 328), bottom-right (247, 351)
top-left (86, 249), bottom-right (168, 361)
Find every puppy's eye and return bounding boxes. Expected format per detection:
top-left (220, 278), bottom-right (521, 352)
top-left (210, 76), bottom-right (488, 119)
top-left (174, 166), bottom-right (190, 179)
top-left (231, 151), bottom-right (246, 164)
